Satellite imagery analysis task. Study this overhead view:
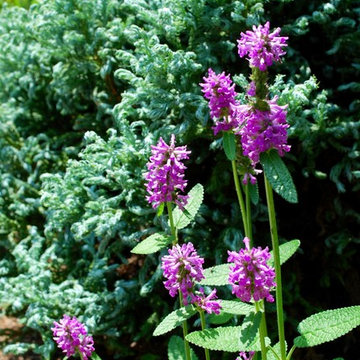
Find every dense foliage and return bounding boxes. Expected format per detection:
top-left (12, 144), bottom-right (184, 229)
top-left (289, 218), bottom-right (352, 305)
top-left (0, 0), bottom-right (359, 359)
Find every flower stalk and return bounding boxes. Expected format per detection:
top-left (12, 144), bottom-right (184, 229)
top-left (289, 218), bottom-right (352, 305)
top-left (264, 174), bottom-right (286, 360)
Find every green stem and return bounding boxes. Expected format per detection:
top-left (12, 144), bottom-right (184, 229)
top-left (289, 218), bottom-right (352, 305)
top-left (168, 202), bottom-right (190, 360)
top-left (245, 183), bottom-right (252, 245)
top-left (264, 175), bottom-right (286, 360)
top-left (166, 201), bottom-right (178, 244)
top-left (286, 345), bottom-right (296, 360)
top-left (231, 160), bottom-right (249, 237)
top-left (199, 310), bottom-right (210, 360)
top-left (255, 301), bottom-right (267, 360)
top-left (179, 292), bottom-right (191, 360)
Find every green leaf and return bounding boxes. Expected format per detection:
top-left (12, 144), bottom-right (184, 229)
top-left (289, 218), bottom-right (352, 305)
top-left (260, 150), bottom-right (298, 203)
top-left (199, 264), bottom-right (230, 286)
top-left (153, 306), bottom-right (197, 336)
top-left (223, 132), bottom-right (236, 161)
top-left (267, 342), bottom-right (287, 360)
top-left (186, 313), bottom-right (266, 352)
top-left (131, 233), bottom-right (173, 254)
top-left (172, 184), bottom-right (204, 230)
top-left (208, 311), bottom-right (233, 325)
top-left (168, 335), bottom-right (199, 360)
top-left (268, 240), bottom-right (301, 267)
top-left (294, 306), bottom-right (360, 347)
top-left (220, 300), bottom-right (254, 316)
top-left (157, 202), bottom-right (165, 217)
top-left (91, 352), bottom-right (102, 360)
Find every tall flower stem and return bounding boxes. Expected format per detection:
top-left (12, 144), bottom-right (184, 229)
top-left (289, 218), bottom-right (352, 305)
top-left (179, 292), bottom-right (191, 360)
top-left (167, 201), bottom-right (178, 244)
top-left (264, 175), bottom-right (286, 360)
top-left (199, 310), bottom-right (211, 360)
top-left (167, 201), bottom-right (190, 360)
top-left (255, 301), bottom-right (268, 360)
top-left (231, 160), bottom-right (249, 238)
top-left (244, 183), bottom-right (253, 246)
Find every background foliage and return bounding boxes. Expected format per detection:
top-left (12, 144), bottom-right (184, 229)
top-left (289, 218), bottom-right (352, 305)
top-left (0, 0), bottom-right (359, 359)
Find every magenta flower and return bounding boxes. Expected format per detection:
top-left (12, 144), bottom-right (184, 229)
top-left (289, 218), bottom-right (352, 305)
top-left (161, 242), bottom-right (205, 304)
top-left (52, 315), bottom-right (95, 360)
top-left (144, 134), bottom-right (191, 209)
top-left (247, 81), bottom-right (256, 97)
top-left (228, 237), bottom-right (276, 303)
top-left (237, 351), bottom-right (255, 360)
top-left (236, 97), bottom-right (290, 164)
top-left (190, 288), bottom-right (222, 314)
top-left (200, 68), bottom-right (239, 135)
top-left (237, 22), bottom-right (288, 71)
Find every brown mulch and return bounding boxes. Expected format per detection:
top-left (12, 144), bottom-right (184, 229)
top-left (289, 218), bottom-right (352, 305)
top-left (0, 316), bottom-right (39, 360)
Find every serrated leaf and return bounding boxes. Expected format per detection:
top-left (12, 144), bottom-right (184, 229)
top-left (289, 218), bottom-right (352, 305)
top-left (186, 313), bottom-right (266, 352)
top-left (172, 184), bottom-right (204, 230)
top-left (208, 311), bottom-right (233, 325)
top-left (223, 132), bottom-right (236, 161)
top-left (267, 341), bottom-right (287, 360)
top-left (268, 239), bottom-right (301, 267)
top-left (131, 233), bottom-right (173, 254)
top-left (294, 306), bottom-right (360, 347)
top-left (220, 300), bottom-right (254, 316)
top-left (260, 150), bottom-right (298, 203)
top-left (199, 264), bottom-right (230, 286)
top-left (154, 306), bottom-right (197, 336)
top-left (168, 335), bottom-right (199, 360)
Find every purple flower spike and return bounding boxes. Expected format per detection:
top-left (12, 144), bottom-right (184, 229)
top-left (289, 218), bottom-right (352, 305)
top-left (144, 134), bottom-right (191, 209)
top-left (228, 237), bottom-right (276, 303)
top-left (200, 68), bottom-right (239, 135)
top-left (52, 315), bottom-right (95, 360)
top-left (236, 97), bottom-right (290, 164)
top-left (190, 288), bottom-right (222, 314)
top-left (237, 351), bottom-right (256, 360)
top-left (161, 242), bottom-right (205, 304)
top-left (237, 22), bottom-right (288, 71)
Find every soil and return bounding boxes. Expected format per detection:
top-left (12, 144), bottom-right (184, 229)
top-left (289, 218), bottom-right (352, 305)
top-left (0, 315), bottom-right (39, 360)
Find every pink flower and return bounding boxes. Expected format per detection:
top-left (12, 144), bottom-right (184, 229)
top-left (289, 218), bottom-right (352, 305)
top-left (237, 22), bottom-right (288, 71)
top-left (237, 351), bottom-right (255, 360)
top-left (144, 134), bottom-right (190, 209)
top-left (235, 98), bottom-right (290, 164)
top-left (52, 315), bottom-right (94, 360)
top-left (190, 288), bottom-right (222, 314)
top-left (228, 237), bottom-right (276, 303)
top-left (200, 68), bottom-right (239, 135)
top-left (161, 242), bottom-right (205, 304)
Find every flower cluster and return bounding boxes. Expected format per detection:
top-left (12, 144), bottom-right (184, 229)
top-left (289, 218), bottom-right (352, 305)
top-left (236, 98), bottom-right (290, 164)
top-left (190, 288), bottom-right (222, 315)
top-left (161, 242), bottom-right (205, 303)
top-left (52, 315), bottom-right (95, 360)
top-left (200, 68), bottom-right (239, 135)
top-left (144, 134), bottom-right (190, 209)
top-left (237, 21), bottom-right (288, 71)
top-left (161, 243), bottom-right (222, 312)
top-left (228, 237), bottom-right (276, 303)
